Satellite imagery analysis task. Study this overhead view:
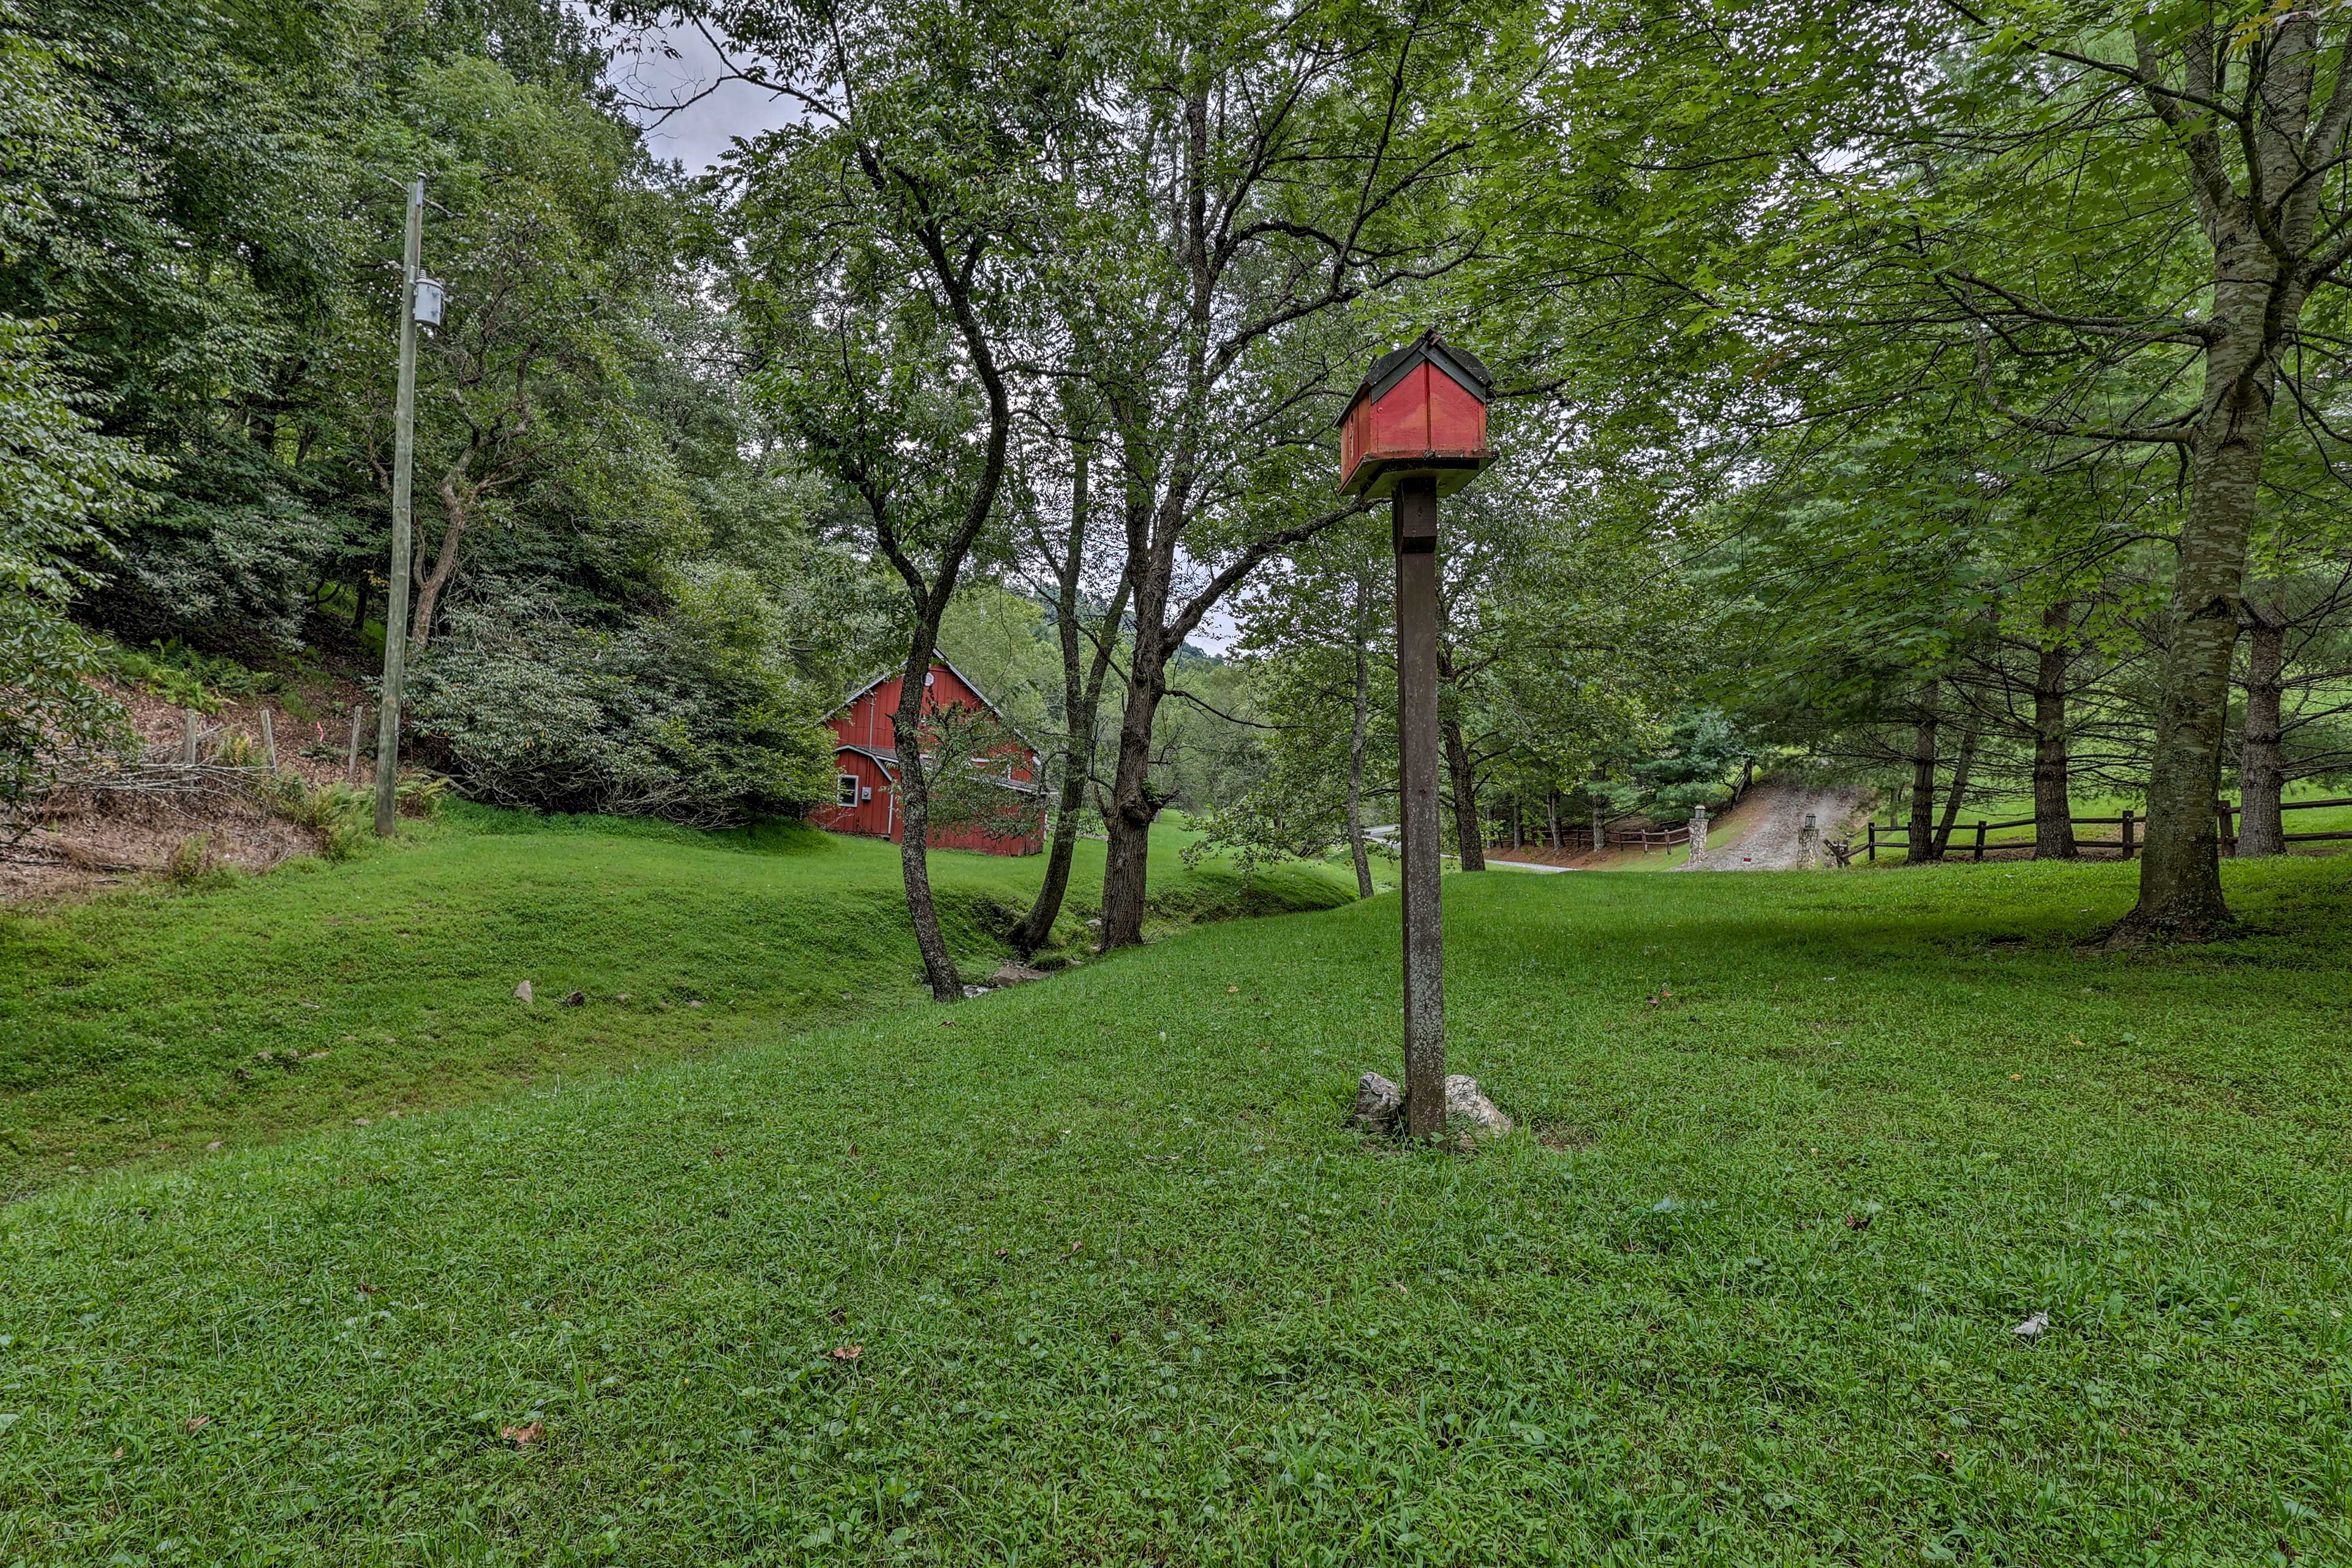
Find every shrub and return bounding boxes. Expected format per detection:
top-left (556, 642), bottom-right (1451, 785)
top-left (272, 778), bottom-right (368, 859)
top-left (407, 568), bottom-right (834, 826)
top-left (1, 317), bottom-right (159, 813)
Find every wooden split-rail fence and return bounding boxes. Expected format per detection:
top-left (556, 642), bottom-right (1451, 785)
top-left (1864, 796), bottom-right (2352, 862)
top-left (1492, 821), bottom-right (1695, 853)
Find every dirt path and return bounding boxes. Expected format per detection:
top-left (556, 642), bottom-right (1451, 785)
top-left (1681, 781), bottom-right (1869, 872)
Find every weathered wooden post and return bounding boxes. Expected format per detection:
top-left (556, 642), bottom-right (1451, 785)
top-left (2120, 807), bottom-right (2135, 859)
top-left (1690, 804), bottom-right (1709, 860)
top-left (1337, 331), bottom-right (1494, 1140)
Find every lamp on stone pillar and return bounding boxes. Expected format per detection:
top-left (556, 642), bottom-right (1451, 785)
top-left (1337, 331), bottom-right (1494, 1138)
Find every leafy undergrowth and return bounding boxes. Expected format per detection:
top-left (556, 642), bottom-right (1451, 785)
top-left (0, 805), bottom-right (1352, 1195)
top-left (3, 858), bottom-right (2350, 1563)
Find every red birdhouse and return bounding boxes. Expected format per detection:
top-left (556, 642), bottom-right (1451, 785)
top-left (1336, 331), bottom-right (1494, 499)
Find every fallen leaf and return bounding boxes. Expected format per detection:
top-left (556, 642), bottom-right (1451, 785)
top-left (1933, 1448), bottom-right (1951, 1467)
top-left (829, 1345), bottom-right (861, 1361)
top-left (205, 1140), bottom-right (224, 1151)
top-left (500, 1422), bottom-right (543, 1446)
top-left (2008, 1072), bottom-right (2022, 1081)
top-left (1069, 1240), bottom-right (1082, 1254)
top-left (185, 1415), bottom-right (210, 1433)
top-left (1844, 1213), bottom-right (1871, 1231)
top-left (1226, 986), bottom-right (1240, 993)
top-left (356, 1283), bottom-right (380, 1295)
top-left (993, 1248), bottom-right (1008, 1257)
top-left (2011, 1310), bottom-right (2051, 1340)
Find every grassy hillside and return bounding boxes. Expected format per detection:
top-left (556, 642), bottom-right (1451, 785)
top-left (0, 808), bottom-right (1353, 1195)
top-left (3, 855), bottom-right (2348, 1562)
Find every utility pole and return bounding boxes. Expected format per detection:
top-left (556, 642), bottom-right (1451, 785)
top-left (374, 175), bottom-right (424, 838)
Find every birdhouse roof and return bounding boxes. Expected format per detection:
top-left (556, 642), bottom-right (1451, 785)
top-left (1336, 330), bottom-right (1492, 426)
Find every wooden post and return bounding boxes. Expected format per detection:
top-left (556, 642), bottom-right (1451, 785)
top-left (1393, 476), bottom-right (1446, 1140)
top-left (179, 711), bottom-right (200, 764)
top-left (2215, 797), bottom-right (2236, 856)
top-left (1974, 820), bottom-right (1988, 862)
top-left (346, 705), bottom-right (366, 783)
top-left (260, 708), bottom-right (277, 772)
top-left (2120, 807), bottom-right (2134, 860)
top-left (1866, 821), bottom-right (1877, 863)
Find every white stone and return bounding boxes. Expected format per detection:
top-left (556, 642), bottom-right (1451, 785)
top-left (1351, 1071), bottom-right (1404, 1133)
top-left (1443, 1074), bottom-right (1512, 1138)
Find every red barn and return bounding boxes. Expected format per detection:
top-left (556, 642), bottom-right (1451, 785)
top-left (807, 657), bottom-right (1046, 856)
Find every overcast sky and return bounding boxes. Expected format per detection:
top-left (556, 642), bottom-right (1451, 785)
top-left (606, 20), bottom-right (797, 175)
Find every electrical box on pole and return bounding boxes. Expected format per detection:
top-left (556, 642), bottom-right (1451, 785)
top-left (1336, 331), bottom-right (1493, 1139)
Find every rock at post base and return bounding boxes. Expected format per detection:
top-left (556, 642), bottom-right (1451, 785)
top-left (1351, 1071), bottom-right (1510, 1140)
top-left (1443, 1074), bottom-right (1512, 1138)
top-left (513, 981), bottom-right (534, 1005)
top-left (1351, 1072), bottom-right (1404, 1133)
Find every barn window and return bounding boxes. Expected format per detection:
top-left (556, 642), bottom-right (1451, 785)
top-left (835, 774), bottom-right (860, 808)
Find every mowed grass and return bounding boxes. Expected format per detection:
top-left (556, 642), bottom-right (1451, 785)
top-left (4, 854), bottom-right (2351, 1564)
top-left (0, 807), bottom-right (1353, 1196)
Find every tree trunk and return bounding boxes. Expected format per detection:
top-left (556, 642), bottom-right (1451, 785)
top-left (1441, 712), bottom-right (1483, 871)
top-left (1932, 728), bottom-right (1977, 858)
top-left (350, 578), bottom-right (369, 632)
top-left (1011, 431), bottom-right (1126, 953)
top-left (409, 480), bottom-right (470, 654)
top-left (2117, 240), bottom-right (2291, 939)
top-left (1547, 790), bottom-right (1559, 850)
top-left (1097, 614), bottom-right (1165, 951)
top-left (2033, 602), bottom-right (2079, 860)
top-left (1344, 589), bottom-right (1374, 900)
top-left (891, 645), bottom-right (962, 1001)
top-left (1908, 680), bottom-right (1940, 864)
top-left (2236, 602), bottom-right (2288, 856)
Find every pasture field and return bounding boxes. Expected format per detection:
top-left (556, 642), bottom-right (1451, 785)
top-left (2, 836), bottom-right (2348, 1564)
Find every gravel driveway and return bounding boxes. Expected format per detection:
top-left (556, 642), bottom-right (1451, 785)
top-left (1683, 782), bottom-right (1870, 871)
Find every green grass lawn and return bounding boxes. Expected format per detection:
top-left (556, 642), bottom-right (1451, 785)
top-left (4, 846), bottom-right (2350, 1563)
top-left (0, 807), bottom-right (1353, 1196)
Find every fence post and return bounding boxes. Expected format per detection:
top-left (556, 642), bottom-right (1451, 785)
top-left (260, 708), bottom-right (277, 772)
top-left (179, 711), bottom-right (200, 764)
top-left (2120, 807), bottom-right (2134, 860)
top-left (1974, 820), bottom-right (1987, 862)
top-left (346, 704), bottom-right (366, 783)
top-left (1866, 822), bottom-right (1876, 863)
top-left (2215, 797), bottom-right (2235, 856)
